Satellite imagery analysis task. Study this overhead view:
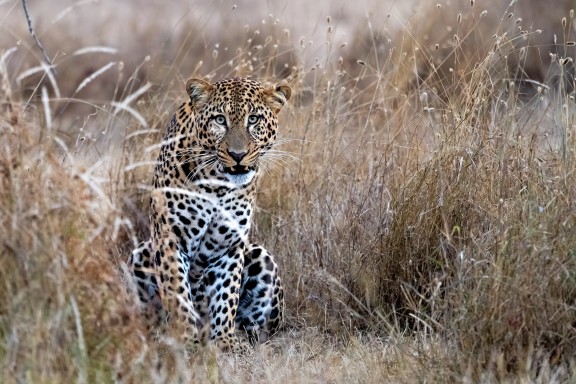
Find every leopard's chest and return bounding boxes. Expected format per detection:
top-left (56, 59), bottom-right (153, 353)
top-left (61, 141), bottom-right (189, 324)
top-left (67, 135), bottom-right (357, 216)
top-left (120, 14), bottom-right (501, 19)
top-left (174, 191), bottom-right (253, 271)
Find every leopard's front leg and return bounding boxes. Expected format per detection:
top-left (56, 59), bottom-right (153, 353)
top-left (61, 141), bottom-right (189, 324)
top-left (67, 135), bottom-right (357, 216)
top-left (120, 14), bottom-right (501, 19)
top-left (150, 189), bottom-right (206, 344)
top-left (202, 240), bottom-right (248, 352)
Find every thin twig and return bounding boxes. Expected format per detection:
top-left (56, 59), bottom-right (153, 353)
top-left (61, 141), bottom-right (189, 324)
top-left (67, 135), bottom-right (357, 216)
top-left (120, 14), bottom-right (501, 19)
top-left (22, 0), bottom-right (55, 75)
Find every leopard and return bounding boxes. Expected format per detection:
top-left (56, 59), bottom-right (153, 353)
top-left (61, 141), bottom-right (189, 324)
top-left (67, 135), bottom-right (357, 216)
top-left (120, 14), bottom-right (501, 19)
top-left (127, 77), bottom-right (291, 352)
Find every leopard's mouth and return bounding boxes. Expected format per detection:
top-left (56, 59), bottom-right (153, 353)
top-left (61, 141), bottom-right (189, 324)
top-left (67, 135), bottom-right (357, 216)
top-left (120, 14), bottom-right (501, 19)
top-left (223, 165), bottom-right (252, 175)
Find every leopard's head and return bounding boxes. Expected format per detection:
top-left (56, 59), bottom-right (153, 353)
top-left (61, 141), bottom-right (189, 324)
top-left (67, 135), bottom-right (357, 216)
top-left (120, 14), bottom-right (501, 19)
top-left (186, 77), bottom-right (291, 185)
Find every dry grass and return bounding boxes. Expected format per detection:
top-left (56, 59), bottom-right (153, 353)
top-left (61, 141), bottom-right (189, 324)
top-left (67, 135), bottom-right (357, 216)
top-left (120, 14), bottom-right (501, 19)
top-left (1, 0), bottom-right (575, 382)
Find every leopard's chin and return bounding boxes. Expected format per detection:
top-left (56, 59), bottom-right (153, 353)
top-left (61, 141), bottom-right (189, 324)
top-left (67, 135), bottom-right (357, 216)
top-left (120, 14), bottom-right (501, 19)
top-left (223, 169), bottom-right (256, 185)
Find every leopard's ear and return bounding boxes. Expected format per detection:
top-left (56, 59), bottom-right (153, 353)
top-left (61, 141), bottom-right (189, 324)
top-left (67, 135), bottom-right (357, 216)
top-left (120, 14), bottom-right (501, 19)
top-left (186, 78), bottom-right (214, 107)
top-left (265, 84), bottom-right (291, 113)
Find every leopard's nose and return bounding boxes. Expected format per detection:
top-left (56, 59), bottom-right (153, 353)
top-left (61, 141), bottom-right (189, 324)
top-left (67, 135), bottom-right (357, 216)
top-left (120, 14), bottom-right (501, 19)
top-left (228, 149), bottom-right (247, 164)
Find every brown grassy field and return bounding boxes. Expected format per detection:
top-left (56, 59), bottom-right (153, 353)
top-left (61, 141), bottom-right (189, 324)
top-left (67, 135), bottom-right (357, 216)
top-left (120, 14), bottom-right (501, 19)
top-left (1, 0), bottom-right (575, 382)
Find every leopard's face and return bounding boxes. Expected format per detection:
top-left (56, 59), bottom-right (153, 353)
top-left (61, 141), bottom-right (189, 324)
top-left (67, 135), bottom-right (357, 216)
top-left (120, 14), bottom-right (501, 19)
top-left (186, 77), bottom-right (291, 185)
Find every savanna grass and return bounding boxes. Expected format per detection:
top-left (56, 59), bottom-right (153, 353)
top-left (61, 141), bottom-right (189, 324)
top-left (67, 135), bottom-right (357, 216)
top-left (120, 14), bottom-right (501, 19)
top-left (0, 0), bottom-right (575, 382)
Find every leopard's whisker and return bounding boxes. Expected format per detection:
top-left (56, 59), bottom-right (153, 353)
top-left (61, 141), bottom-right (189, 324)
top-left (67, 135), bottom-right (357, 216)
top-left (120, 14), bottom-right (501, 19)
top-left (264, 151), bottom-right (301, 161)
top-left (260, 157), bottom-right (294, 176)
top-left (187, 157), bottom-right (217, 182)
top-left (263, 153), bottom-right (301, 166)
top-left (273, 138), bottom-right (309, 146)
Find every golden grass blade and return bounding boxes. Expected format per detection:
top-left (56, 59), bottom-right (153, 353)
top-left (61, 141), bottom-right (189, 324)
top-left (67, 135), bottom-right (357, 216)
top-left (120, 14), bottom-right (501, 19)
top-left (74, 61), bottom-right (117, 94)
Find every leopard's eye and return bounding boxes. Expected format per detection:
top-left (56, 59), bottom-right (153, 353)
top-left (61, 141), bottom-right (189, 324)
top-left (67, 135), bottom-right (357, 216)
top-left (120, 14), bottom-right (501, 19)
top-left (214, 115), bottom-right (227, 125)
top-left (247, 115), bottom-right (259, 124)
